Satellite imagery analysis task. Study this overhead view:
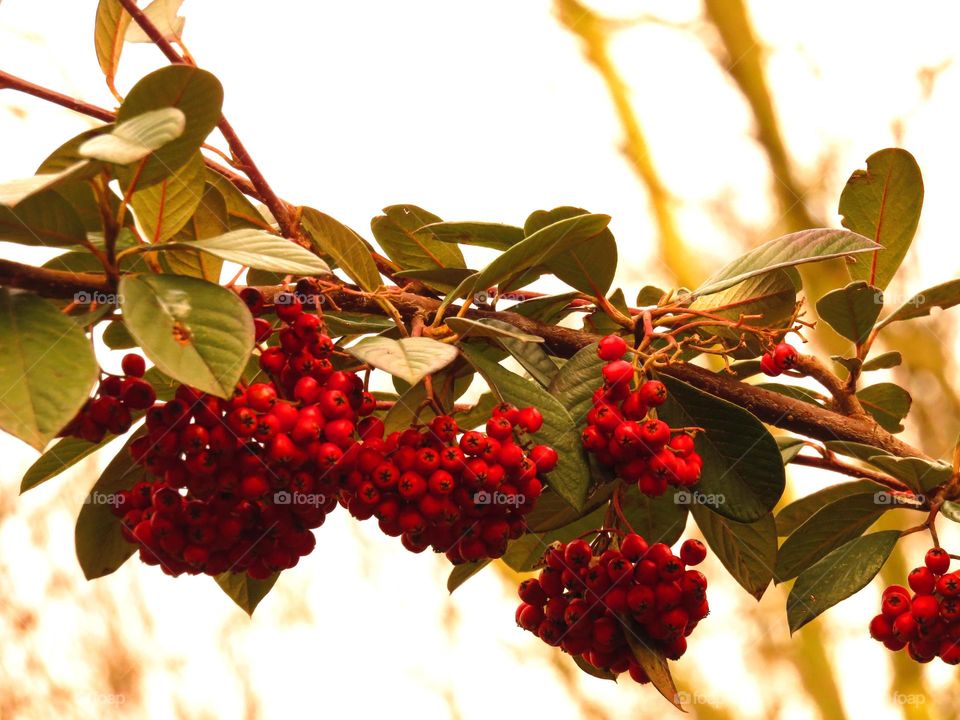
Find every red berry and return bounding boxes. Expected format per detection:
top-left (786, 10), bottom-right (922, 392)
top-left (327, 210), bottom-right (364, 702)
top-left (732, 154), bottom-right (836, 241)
top-left (597, 335), bottom-right (628, 361)
top-left (773, 342), bottom-right (799, 371)
top-left (759, 352), bottom-right (780, 377)
top-left (564, 539), bottom-right (593, 568)
top-left (516, 407), bottom-right (543, 433)
top-left (529, 445), bottom-right (558, 473)
top-left (247, 383), bottom-right (278, 412)
top-left (925, 547), bottom-right (950, 575)
top-left (639, 380), bottom-right (667, 407)
top-left (908, 566), bottom-right (936, 595)
top-left (680, 539), bottom-right (707, 566)
top-left (869, 614), bottom-right (893, 641)
top-left (602, 360), bottom-right (634, 388)
top-left (911, 595), bottom-right (940, 624)
top-left (121, 353), bottom-right (146, 378)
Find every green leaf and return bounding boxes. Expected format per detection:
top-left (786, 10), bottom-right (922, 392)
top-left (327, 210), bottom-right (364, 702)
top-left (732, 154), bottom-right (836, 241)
top-left (776, 436), bottom-right (806, 464)
top-left (876, 279), bottom-right (960, 329)
top-left (692, 228), bottom-right (880, 298)
top-left (728, 359), bottom-right (762, 380)
top-left (453, 392), bottom-right (499, 431)
top-left (636, 285), bottom-right (665, 306)
top-left (573, 655), bottom-right (618, 682)
top-left (119, 274), bottom-right (254, 398)
top-left (865, 456), bottom-right (952, 493)
top-left (856, 383), bottom-right (911, 432)
top-left (582, 289), bottom-right (630, 336)
top-left (346, 337), bottom-right (458, 386)
top-left (823, 440), bottom-right (891, 463)
top-left (301, 208), bottom-right (382, 292)
top-left (775, 481), bottom-right (876, 536)
top-left (102, 320), bottom-right (136, 349)
top-left (830, 355), bottom-right (862, 376)
top-left (75, 433), bottom-right (145, 579)
top-left (205, 169), bottom-right (274, 231)
top-left (548, 342), bottom-right (604, 424)
top-left (214, 572), bottom-right (278, 615)
top-left (94, 0), bottom-right (133, 96)
top-left (160, 183), bottom-right (228, 280)
top-left (393, 268), bottom-right (476, 293)
top-left (460, 344), bottom-right (591, 510)
top-left (691, 503), bottom-right (776, 599)
top-left (80, 108), bottom-right (186, 165)
top-left (620, 485), bottom-right (689, 546)
top-left (447, 559), bottom-right (492, 593)
top-left (941, 501), bottom-right (960, 525)
top-left (21, 434), bottom-right (117, 493)
top-left (144, 229), bottom-right (332, 275)
top-left (658, 375), bottom-right (785, 522)
top-left (511, 292), bottom-right (580, 324)
top-left (445, 317), bottom-right (543, 343)
top-left (0, 162), bottom-right (97, 207)
top-left (323, 312), bottom-right (396, 337)
top-left (117, 66), bottom-right (223, 187)
top-left (524, 207), bottom-right (617, 296)
top-left (471, 214), bottom-right (611, 295)
top-left (130, 151), bottom-right (205, 242)
top-left (0, 290), bottom-right (98, 450)
top-left (815, 281), bottom-right (882, 345)
top-left (143, 366), bottom-right (180, 401)
top-left (787, 530), bottom-right (900, 633)
top-left (523, 483), bottom-right (616, 533)
top-left (840, 148), bottom-right (923, 291)
top-left (0, 191), bottom-right (88, 246)
top-left (125, 0), bottom-right (185, 43)
top-left (862, 351), bottom-right (902, 371)
top-left (774, 492), bottom-right (886, 582)
top-left (423, 221), bottom-right (524, 251)
top-left (370, 205), bottom-right (465, 272)
top-left (626, 633), bottom-right (682, 710)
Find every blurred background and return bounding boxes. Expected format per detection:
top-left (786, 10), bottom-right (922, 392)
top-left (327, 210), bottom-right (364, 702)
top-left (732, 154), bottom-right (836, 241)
top-left (2, 1), bottom-right (960, 717)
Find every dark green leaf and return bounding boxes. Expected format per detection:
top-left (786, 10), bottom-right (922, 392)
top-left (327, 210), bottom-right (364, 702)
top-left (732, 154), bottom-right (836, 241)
top-left (523, 483), bottom-right (616, 533)
top-left (865, 456), bottom-right (951, 493)
top-left (787, 530), bottom-right (900, 633)
top-left (119, 274), bottom-right (254, 398)
top-left (524, 207), bottom-right (617, 296)
top-left (862, 351), bottom-right (902, 371)
top-left (657, 375), bottom-right (785, 522)
top-left (692, 228), bottom-right (880, 298)
top-left (636, 285), bottom-right (665, 306)
top-left (447, 559), bottom-right (492, 593)
top-left (117, 66), bottom-right (223, 187)
top-left (301, 207), bottom-right (382, 292)
top-left (393, 267), bottom-right (476, 292)
top-left (941, 501), bottom-right (960, 525)
top-left (856, 383), bottom-right (911, 432)
top-left (776, 436), bottom-right (807, 464)
top-left (840, 148), bottom-right (923, 290)
top-left (370, 205), bottom-right (465, 272)
top-left (452, 392), bottom-right (499, 431)
top-left (143, 366), bottom-right (180, 401)
top-left (510, 292), bottom-right (580, 324)
top-left (0, 191), bottom-right (88, 247)
top-left (460, 344), bottom-right (591, 510)
top-left (728, 359), bottom-right (762, 380)
top-left (214, 572), bottom-right (279, 615)
top-left (815, 281), bottom-right (882, 345)
top-left (876, 279), bottom-right (960, 329)
top-left (620, 485), bottom-right (688, 546)
top-left (423, 221), bottom-right (524, 251)
top-left (21, 434), bottom-right (117, 493)
top-left (0, 290), bottom-right (99, 449)
top-left (102, 320), bottom-right (136, 349)
top-left (775, 481), bottom-right (877, 536)
top-left (774, 493), bottom-right (886, 582)
top-left (823, 440), bottom-right (891, 463)
top-left (548, 342), bottom-right (604, 425)
top-left (75, 433), bottom-right (144, 579)
top-left (691, 503), bottom-right (776, 599)
top-left (502, 505), bottom-right (606, 572)
top-left (323, 312), bottom-right (396, 337)
top-left (830, 355), bottom-right (862, 375)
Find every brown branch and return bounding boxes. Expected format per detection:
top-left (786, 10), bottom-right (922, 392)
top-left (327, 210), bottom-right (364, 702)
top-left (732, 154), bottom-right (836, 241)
top-left (116, 0), bottom-right (295, 238)
top-left (792, 353), bottom-right (866, 416)
top-left (788, 453), bottom-right (916, 497)
top-left (0, 259), bottom-right (112, 297)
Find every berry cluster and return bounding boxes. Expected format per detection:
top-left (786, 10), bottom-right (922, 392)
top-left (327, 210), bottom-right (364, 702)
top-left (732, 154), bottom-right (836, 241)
top-left (516, 533), bottom-right (709, 682)
top-left (109, 293), bottom-right (371, 579)
top-left (870, 548), bottom-right (960, 664)
top-left (759, 342), bottom-right (799, 377)
top-left (61, 353), bottom-right (156, 443)
top-left (580, 335), bottom-right (702, 496)
top-left (340, 404), bottom-right (557, 563)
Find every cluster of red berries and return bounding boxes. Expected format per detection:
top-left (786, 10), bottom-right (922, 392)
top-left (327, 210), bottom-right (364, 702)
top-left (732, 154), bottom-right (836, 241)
top-left (109, 292), bottom-right (372, 579)
top-left (516, 533), bottom-right (709, 682)
top-left (61, 353), bottom-right (156, 443)
top-left (580, 335), bottom-right (702, 496)
top-left (340, 403), bottom-right (558, 564)
top-left (870, 548), bottom-right (960, 664)
top-left (759, 342), bottom-right (799, 377)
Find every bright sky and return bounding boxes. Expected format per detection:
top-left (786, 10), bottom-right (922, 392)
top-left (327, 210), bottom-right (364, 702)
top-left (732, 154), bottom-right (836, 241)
top-left (2, 1), bottom-right (960, 719)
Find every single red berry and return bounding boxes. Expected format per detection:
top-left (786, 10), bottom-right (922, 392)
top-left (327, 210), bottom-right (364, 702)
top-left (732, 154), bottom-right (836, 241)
top-left (908, 566), bottom-right (936, 595)
top-left (602, 360), bottom-right (634, 388)
top-left (529, 445), bottom-right (558, 473)
top-left (486, 415), bottom-right (514, 440)
top-left (759, 352), bottom-right (780, 377)
top-left (516, 407), bottom-right (543, 433)
top-left (680, 539), bottom-right (707, 566)
top-left (620, 533), bottom-right (648, 562)
top-left (937, 573), bottom-right (960, 597)
top-left (639, 380), bottom-right (667, 407)
top-left (869, 614), bottom-right (893, 641)
top-left (773, 342), bottom-right (799, 371)
top-left (881, 593), bottom-right (910, 620)
top-left (121, 353), bottom-right (146, 378)
top-left (925, 547), bottom-right (950, 575)
top-left (911, 595), bottom-right (940, 625)
top-left (564, 539), bottom-right (593, 568)
top-left (247, 383), bottom-right (278, 412)
top-left (597, 335), bottom-right (628, 361)
top-left (274, 292), bottom-right (302, 322)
